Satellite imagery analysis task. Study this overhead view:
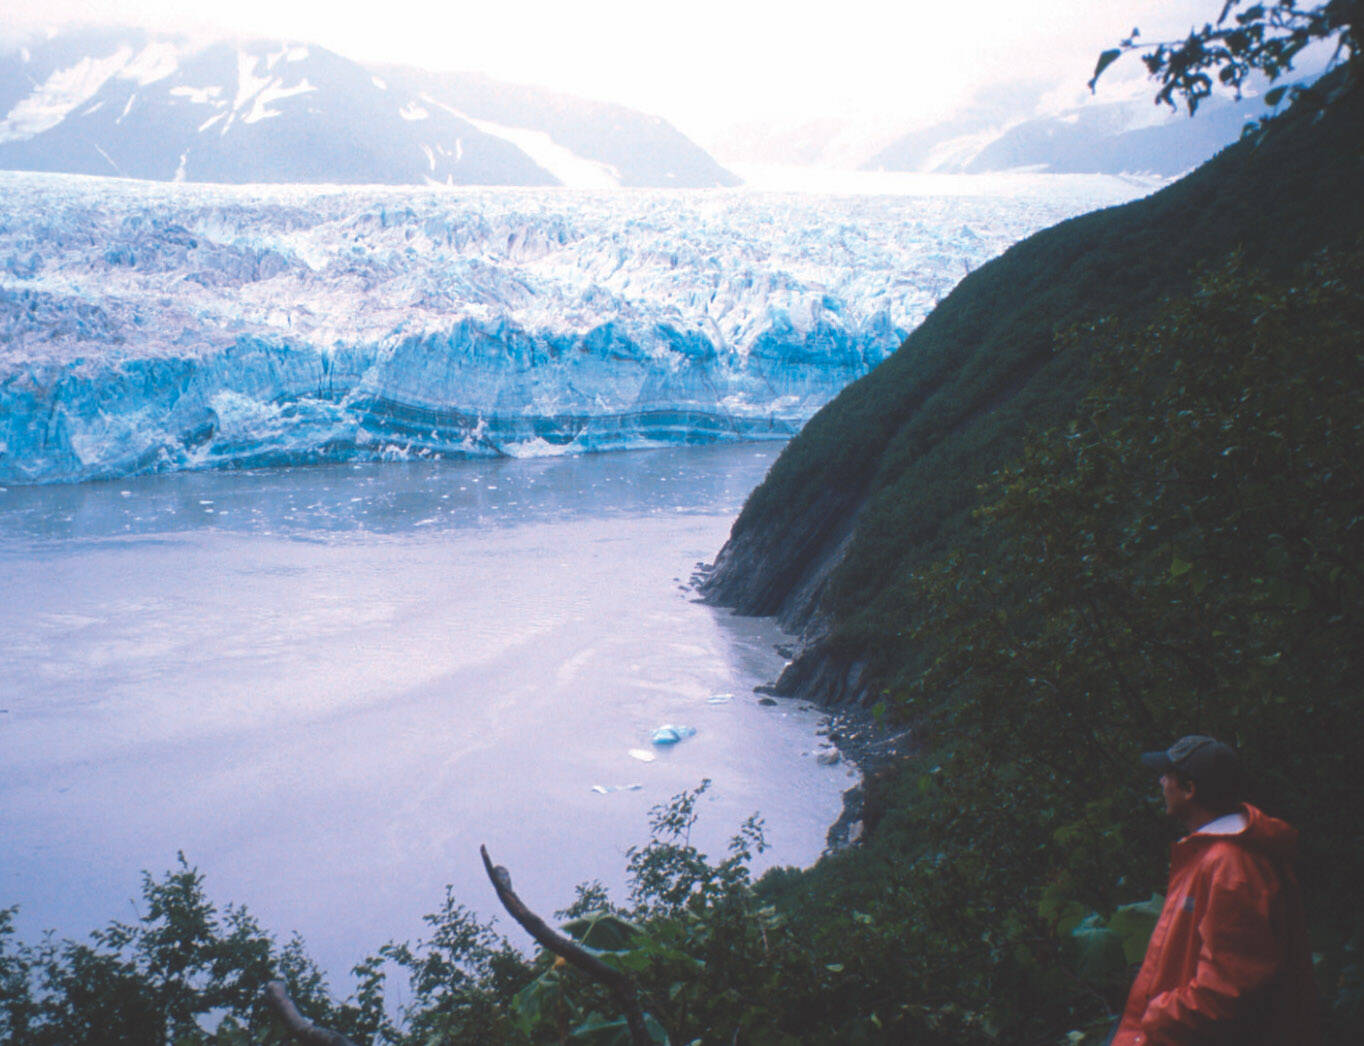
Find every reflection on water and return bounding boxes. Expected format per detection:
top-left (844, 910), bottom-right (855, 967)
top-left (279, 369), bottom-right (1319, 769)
top-left (0, 444), bottom-right (851, 980)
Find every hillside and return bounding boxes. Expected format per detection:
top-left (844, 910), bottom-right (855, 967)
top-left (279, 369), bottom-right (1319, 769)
top-left (702, 69), bottom-right (1364, 705)
top-left (693, 67), bottom-right (1363, 1042)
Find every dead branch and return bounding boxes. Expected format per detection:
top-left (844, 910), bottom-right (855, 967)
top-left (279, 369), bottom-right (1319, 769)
top-left (480, 844), bottom-right (652, 1046)
top-left (263, 981), bottom-right (360, 1046)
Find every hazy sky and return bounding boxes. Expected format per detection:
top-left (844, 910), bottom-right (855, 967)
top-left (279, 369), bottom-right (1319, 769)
top-left (1, 1), bottom-right (1220, 143)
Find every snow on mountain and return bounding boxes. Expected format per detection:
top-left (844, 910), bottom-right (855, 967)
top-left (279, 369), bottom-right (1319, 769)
top-left (867, 94), bottom-right (1264, 177)
top-left (0, 171), bottom-right (1151, 484)
top-left (712, 77), bottom-right (1278, 179)
top-left (0, 29), bottom-right (735, 188)
top-left (376, 68), bottom-right (740, 189)
top-left (864, 84), bottom-right (1279, 178)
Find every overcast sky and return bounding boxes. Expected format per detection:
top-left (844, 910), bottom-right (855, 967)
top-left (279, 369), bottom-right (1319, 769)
top-left (0, 1), bottom-right (1223, 144)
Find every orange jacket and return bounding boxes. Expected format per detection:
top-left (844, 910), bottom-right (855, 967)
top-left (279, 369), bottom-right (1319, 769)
top-left (1112, 804), bottom-right (1318, 1046)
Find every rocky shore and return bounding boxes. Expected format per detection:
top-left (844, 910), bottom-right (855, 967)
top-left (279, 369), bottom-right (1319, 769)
top-left (694, 556), bottom-right (909, 851)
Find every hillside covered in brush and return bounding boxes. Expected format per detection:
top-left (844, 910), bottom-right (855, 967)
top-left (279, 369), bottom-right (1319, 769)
top-left (702, 70), bottom-right (1363, 706)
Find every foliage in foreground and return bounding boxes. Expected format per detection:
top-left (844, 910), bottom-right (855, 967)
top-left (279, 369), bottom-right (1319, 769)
top-left (1089, 0), bottom-right (1360, 112)
top-left (0, 856), bottom-right (357, 1045)
top-left (0, 783), bottom-right (823, 1046)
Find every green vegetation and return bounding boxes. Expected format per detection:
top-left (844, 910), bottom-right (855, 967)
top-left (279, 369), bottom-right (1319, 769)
top-left (738, 247), bottom-right (1361, 1043)
top-left (715, 63), bottom-right (1362, 681)
top-left (824, 247), bottom-right (1362, 1038)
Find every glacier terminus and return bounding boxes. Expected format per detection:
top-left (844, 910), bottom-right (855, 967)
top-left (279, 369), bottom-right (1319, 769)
top-left (0, 171), bottom-right (1154, 484)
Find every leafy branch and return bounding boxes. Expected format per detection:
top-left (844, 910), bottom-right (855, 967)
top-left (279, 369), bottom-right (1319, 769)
top-left (1090, 0), bottom-right (1361, 112)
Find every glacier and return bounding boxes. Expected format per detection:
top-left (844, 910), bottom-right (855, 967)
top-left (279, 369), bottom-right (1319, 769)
top-left (0, 170), bottom-right (1156, 484)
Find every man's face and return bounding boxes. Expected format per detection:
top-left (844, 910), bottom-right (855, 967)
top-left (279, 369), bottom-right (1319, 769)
top-left (1160, 771), bottom-right (1195, 819)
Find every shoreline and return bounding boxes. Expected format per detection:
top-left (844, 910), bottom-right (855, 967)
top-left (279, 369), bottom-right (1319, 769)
top-left (742, 637), bottom-right (913, 853)
top-left (817, 705), bottom-right (914, 851)
top-left (693, 560), bottom-right (912, 856)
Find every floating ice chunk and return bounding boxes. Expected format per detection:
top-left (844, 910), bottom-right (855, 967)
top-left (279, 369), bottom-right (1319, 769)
top-left (627, 748), bottom-right (656, 763)
top-left (707, 693), bottom-right (733, 704)
top-left (591, 783), bottom-right (643, 794)
top-left (651, 724), bottom-right (696, 745)
top-left (504, 437), bottom-right (572, 459)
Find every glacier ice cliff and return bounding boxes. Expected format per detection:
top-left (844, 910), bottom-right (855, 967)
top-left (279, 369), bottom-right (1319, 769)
top-left (0, 171), bottom-right (1152, 483)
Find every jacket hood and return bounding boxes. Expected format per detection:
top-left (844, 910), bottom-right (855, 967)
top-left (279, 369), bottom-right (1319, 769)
top-left (1194, 802), bottom-right (1300, 863)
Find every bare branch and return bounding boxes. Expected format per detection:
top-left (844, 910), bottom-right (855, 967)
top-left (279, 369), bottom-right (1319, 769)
top-left (480, 844), bottom-right (652, 1046)
top-left (263, 981), bottom-right (360, 1046)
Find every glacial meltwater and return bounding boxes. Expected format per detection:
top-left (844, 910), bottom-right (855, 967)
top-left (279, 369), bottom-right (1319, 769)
top-left (0, 443), bottom-right (850, 979)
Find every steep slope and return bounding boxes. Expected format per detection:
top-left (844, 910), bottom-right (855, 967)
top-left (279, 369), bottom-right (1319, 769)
top-left (702, 72), bottom-right (1364, 703)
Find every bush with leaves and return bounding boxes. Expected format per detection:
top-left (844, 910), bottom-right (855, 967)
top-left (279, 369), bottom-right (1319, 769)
top-left (0, 854), bottom-right (367, 1045)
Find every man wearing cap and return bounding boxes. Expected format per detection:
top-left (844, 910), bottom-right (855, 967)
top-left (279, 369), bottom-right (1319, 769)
top-left (1111, 735), bottom-right (1318, 1045)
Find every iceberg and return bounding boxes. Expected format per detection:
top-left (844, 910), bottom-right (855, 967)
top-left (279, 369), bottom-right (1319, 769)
top-left (0, 170), bottom-right (1150, 484)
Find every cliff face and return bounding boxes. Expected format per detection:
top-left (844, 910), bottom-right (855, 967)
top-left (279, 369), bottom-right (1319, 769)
top-left (700, 476), bottom-right (868, 703)
top-left (702, 73), bottom-right (1364, 706)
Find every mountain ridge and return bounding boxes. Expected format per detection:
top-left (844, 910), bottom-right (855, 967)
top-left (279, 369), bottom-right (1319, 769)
top-left (0, 27), bottom-right (735, 188)
top-left (863, 89), bottom-right (1266, 177)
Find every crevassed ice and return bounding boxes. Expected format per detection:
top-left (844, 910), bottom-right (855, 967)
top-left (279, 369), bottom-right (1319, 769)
top-left (0, 171), bottom-right (1151, 484)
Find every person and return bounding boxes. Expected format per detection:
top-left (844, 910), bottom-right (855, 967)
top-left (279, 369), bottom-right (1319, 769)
top-left (1111, 735), bottom-right (1319, 1045)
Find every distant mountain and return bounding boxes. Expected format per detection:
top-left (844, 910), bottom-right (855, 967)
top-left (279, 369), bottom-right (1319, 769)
top-left (0, 28), bottom-right (737, 187)
top-left (375, 67), bottom-right (740, 189)
top-left (865, 91), bottom-right (1271, 178)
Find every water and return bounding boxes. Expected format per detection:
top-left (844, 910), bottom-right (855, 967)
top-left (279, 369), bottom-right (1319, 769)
top-left (0, 443), bottom-right (851, 982)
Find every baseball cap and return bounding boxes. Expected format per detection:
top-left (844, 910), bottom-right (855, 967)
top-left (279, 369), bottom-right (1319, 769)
top-left (1141, 735), bottom-right (1243, 799)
